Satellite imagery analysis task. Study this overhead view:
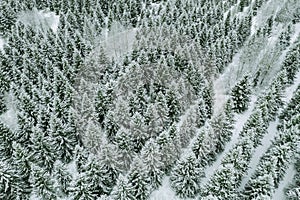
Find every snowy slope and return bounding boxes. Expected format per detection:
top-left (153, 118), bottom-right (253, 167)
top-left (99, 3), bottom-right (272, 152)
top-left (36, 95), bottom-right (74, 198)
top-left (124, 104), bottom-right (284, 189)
top-left (238, 120), bottom-right (279, 191)
top-left (201, 95), bottom-right (257, 186)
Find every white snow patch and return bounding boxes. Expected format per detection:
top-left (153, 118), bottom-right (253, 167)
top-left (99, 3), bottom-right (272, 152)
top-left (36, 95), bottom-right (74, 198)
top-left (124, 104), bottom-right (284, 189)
top-left (101, 21), bottom-right (137, 61)
top-left (150, 177), bottom-right (181, 200)
top-left (18, 8), bottom-right (60, 33)
top-left (150, 3), bottom-right (162, 9)
top-left (0, 37), bottom-right (5, 52)
top-left (29, 194), bottom-right (40, 200)
top-left (0, 108), bottom-right (18, 131)
top-left (40, 10), bottom-right (60, 33)
top-left (250, 15), bottom-right (258, 36)
top-left (0, 91), bottom-right (18, 132)
top-left (213, 72), bottom-right (230, 115)
top-left (67, 160), bottom-right (79, 180)
top-left (290, 23), bottom-right (300, 44)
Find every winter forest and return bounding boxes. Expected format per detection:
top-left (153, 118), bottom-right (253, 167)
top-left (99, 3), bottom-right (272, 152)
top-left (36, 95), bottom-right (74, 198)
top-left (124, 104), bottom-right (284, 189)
top-left (0, 0), bottom-right (299, 199)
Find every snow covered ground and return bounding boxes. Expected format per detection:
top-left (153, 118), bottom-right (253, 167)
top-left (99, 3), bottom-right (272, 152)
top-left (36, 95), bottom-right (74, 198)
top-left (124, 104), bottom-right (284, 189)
top-left (150, 177), bottom-right (181, 200)
top-left (101, 22), bottom-right (137, 61)
top-left (0, 91), bottom-right (18, 132)
top-left (17, 8), bottom-right (59, 33)
top-left (201, 95), bottom-right (257, 187)
top-left (240, 69), bottom-right (300, 193)
top-left (0, 37), bottom-right (4, 52)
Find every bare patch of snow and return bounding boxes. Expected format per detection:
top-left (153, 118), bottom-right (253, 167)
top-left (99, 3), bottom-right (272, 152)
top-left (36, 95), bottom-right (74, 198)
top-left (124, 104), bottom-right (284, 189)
top-left (0, 91), bottom-right (18, 132)
top-left (213, 72), bottom-right (230, 115)
top-left (40, 10), bottom-right (60, 33)
top-left (101, 21), bottom-right (136, 62)
top-left (0, 37), bottom-right (5, 52)
top-left (150, 177), bottom-right (181, 200)
top-left (290, 23), bottom-right (300, 43)
top-left (18, 8), bottom-right (60, 33)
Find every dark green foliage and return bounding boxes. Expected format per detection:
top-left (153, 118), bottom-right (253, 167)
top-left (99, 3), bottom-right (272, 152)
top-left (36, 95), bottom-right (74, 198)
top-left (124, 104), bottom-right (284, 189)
top-left (202, 82), bottom-right (214, 119)
top-left (201, 164), bottom-right (239, 199)
top-left (166, 89), bottom-right (181, 123)
top-left (224, 98), bottom-right (235, 126)
top-left (114, 128), bottom-right (135, 170)
top-left (95, 89), bottom-right (110, 126)
top-left (48, 111), bottom-right (79, 164)
top-left (285, 158), bottom-right (300, 200)
top-left (74, 145), bottom-right (89, 173)
top-left (278, 25), bottom-right (292, 50)
top-left (141, 139), bottom-right (164, 189)
top-left (170, 156), bottom-right (203, 198)
top-left (157, 130), bottom-right (180, 173)
top-left (111, 175), bottom-right (134, 200)
top-left (192, 130), bottom-right (206, 159)
top-left (279, 86), bottom-right (299, 130)
top-left (231, 75), bottom-right (251, 113)
top-left (30, 128), bottom-right (56, 171)
top-left (10, 142), bottom-right (32, 198)
top-left (70, 173), bottom-right (97, 200)
top-left (224, 11), bottom-right (231, 35)
top-left (0, 160), bottom-right (17, 199)
top-left (243, 172), bottom-right (275, 199)
top-left (242, 125), bottom-right (298, 199)
top-left (54, 161), bottom-right (72, 196)
top-left (264, 16), bottom-right (274, 36)
top-left (241, 109), bottom-right (267, 147)
top-left (71, 152), bottom-right (121, 198)
top-left (211, 112), bottom-right (233, 153)
top-left (0, 122), bottom-right (13, 159)
top-left (30, 165), bottom-right (57, 200)
top-left (104, 111), bottom-right (120, 142)
top-left (255, 72), bottom-right (285, 122)
top-left (191, 122), bottom-right (218, 166)
top-left (97, 144), bottom-right (123, 194)
top-left (282, 44), bottom-right (300, 84)
top-left (237, 15), bottom-right (252, 44)
top-left (195, 98), bottom-right (208, 128)
top-left (127, 159), bottom-right (150, 200)
top-left (0, 0), bottom-right (297, 199)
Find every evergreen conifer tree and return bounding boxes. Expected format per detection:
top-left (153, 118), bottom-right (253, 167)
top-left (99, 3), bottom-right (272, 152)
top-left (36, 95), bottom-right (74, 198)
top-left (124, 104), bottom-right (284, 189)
top-left (111, 175), bottom-right (134, 200)
top-left (0, 122), bottom-right (13, 159)
top-left (54, 161), bottom-right (72, 197)
top-left (141, 139), bottom-right (164, 189)
top-left (231, 75), bottom-right (251, 113)
top-left (127, 158), bottom-right (150, 200)
top-left (196, 98), bottom-right (208, 128)
top-left (170, 156), bottom-right (203, 198)
top-left (202, 81), bottom-right (214, 118)
top-left (30, 165), bottom-right (57, 200)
